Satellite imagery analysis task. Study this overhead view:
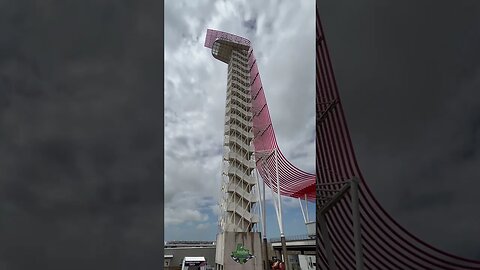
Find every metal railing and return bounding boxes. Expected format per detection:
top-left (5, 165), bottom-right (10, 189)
top-left (269, 234), bottom-right (315, 243)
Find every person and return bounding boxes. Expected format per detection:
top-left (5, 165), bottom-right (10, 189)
top-left (271, 259), bottom-right (280, 270)
top-left (271, 258), bottom-right (285, 270)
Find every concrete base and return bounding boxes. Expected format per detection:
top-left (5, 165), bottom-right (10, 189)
top-left (215, 232), bottom-right (263, 270)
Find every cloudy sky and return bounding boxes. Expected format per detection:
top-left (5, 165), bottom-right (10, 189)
top-left (165, 0), bottom-right (316, 242)
top-left (320, 0), bottom-right (480, 260)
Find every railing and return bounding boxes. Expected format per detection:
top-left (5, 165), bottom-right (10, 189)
top-left (225, 114), bottom-right (253, 128)
top-left (224, 135), bottom-right (254, 152)
top-left (228, 94), bottom-right (252, 109)
top-left (226, 182), bottom-right (258, 202)
top-left (224, 123), bottom-right (254, 140)
top-left (226, 103), bottom-right (253, 118)
top-left (224, 166), bottom-right (256, 184)
top-left (269, 234), bottom-right (315, 243)
top-left (226, 204), bottom-right (259, 223)
top-left (227, 87), bottom-right (251, 101)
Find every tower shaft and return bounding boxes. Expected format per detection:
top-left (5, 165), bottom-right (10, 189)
top-left (206, 30), bottom-right (263, 270)
top-left (221, 48), bottom-right (259, 233)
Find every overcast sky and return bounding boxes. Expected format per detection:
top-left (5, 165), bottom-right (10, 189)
top-left (164, 0), bottom-right (316, 242)
top-left (320, 0), bottom-right (480, 260)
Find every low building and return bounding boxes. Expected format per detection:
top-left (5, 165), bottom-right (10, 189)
top-left (164, 241), bottom-right (216, 270)
top-left (269, 235), bottom-right (316, 270)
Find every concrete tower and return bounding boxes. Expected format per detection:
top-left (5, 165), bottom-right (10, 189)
top-left (219, 43), bottom-right (258, 233)
top-left (205, 30), bottom-right (263, 270)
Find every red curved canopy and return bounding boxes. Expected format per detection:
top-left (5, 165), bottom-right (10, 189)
top-left (316, 8), bottom-right (480, 269)
top-left (205, 29), bottom-right (316, 202)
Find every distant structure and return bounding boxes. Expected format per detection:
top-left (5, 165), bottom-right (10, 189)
top-left (164, 241), bottom-right (215, 270)
top-left (315, 7), bottom-right (480, 270)
top-left (165, 241), bottom-right (216, 248)
top-left (205, 29), bottom-right (315, 270)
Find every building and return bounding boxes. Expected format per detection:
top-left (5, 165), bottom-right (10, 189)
top-left (270, 235), bottom-right (316, 270)
top-left (164, 241), bottom-right (216, 270)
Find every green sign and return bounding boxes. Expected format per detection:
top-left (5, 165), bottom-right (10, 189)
top-left (231, 244), bottom-right (255, 264)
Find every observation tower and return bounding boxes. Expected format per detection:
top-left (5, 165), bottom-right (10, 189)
top-left (205, 29), bottom-right (263, 270)
top-left (205, 29), bottom-right (316, 270)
